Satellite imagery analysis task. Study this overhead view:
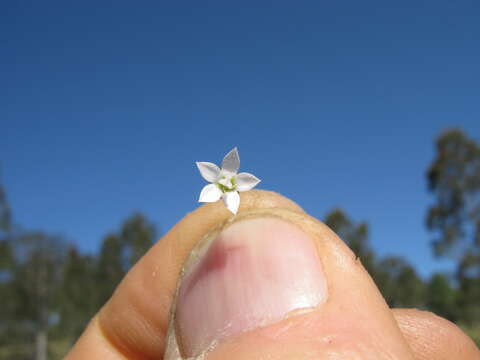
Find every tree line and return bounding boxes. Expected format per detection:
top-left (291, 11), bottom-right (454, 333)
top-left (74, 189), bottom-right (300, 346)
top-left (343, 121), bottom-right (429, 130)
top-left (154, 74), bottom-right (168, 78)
top-left (0, 128), bottom-right (479, 359)
top-left (0, 209), bottom-right (155, 359)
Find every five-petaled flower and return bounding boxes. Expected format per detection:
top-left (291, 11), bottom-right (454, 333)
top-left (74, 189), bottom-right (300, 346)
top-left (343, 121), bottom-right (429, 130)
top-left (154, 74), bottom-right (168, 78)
top-left (196, 147), bottom-right (260, 214)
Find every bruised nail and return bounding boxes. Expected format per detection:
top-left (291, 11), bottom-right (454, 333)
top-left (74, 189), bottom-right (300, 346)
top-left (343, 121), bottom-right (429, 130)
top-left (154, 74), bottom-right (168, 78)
top-left (175, 217), bottom-right (327, 357)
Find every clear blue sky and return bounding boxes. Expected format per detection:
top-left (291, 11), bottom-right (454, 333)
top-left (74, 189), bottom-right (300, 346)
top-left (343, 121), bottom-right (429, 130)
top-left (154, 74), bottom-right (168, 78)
top-left (2, 1), bottom-right (479, 277)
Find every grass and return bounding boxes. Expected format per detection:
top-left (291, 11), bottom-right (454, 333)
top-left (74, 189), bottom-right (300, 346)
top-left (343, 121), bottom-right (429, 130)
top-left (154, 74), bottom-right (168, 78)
top-left (0, 338), bottom-right (73, 360)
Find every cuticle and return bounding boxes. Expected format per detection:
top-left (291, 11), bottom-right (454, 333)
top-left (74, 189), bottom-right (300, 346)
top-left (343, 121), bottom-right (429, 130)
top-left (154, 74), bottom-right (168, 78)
top-left (180, 212), bottom-right (290, 278)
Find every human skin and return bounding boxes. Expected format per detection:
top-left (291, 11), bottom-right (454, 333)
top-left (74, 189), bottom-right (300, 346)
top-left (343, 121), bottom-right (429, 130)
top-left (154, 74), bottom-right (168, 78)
top-left (65, 190), bottom-right (480, 359)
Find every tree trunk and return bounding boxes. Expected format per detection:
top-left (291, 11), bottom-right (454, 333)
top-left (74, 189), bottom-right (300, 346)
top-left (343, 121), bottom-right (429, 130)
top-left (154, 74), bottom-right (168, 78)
top-left (35, 328), bottom-right (48, 360)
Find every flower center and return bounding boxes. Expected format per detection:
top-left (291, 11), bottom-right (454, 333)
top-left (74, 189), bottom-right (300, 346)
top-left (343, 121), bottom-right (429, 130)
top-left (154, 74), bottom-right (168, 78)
top-left (217, 175), bottom-right (236, 193)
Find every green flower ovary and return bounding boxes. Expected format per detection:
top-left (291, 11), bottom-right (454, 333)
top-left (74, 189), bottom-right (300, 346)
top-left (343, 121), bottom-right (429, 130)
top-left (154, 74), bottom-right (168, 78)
top-left (217, 176), bottom-right (236, 193)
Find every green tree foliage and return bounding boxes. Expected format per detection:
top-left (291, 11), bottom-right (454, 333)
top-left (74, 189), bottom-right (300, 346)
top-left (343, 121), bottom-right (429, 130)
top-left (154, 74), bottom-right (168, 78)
top-left (56, 248), bottom-right (97, 339)
top-left (427, 273), bottom-right (458, 321)
top-left (0, 180), bottom-right (15, 354)
top-left (119, 213), bottom-right (156, 268)
top-left (0, 239), bottom-right (13, 270)
top-left (427, 129), bottom-right (480, 324)
top-left (96, 213), bottom-right (156, 306)
top-left (427, 129), bottom-right (480, 258)
top-left (325, 209), bottom-right (426, 308)
top-left (375, 256), bottom-right (425, 308)
top-left (0, 179), bottom-right (11, 233)
top-left (0, 178), bottom-right (12, 269)
top-left (0, 174), bottom-right (158, 358)
top-left (457, 252), bottom-right (480, 324)
top-left (6, 232), bottom-right (67, 360)
top-left (96, 234), bottom-right (125, 306)
top-left (324, 209), bottom-right (376, 274)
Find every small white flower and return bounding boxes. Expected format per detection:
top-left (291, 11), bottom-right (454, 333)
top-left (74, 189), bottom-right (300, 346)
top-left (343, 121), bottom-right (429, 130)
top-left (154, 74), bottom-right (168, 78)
top-left (196, 147), bottom-right (261, 214)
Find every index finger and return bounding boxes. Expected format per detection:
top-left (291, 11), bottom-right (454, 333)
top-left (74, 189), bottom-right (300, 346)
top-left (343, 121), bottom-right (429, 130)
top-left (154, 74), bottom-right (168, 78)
top-left (66, 190), bottom-right (304, 359)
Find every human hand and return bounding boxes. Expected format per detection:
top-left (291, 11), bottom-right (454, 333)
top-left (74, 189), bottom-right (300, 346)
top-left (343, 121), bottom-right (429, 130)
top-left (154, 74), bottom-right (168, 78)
top-left (65, 191), bottom-right (479, 359)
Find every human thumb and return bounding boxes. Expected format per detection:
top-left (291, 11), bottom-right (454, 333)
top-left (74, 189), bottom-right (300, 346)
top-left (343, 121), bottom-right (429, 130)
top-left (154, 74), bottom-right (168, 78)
top-left (164, 209), bottom-right (414, 359)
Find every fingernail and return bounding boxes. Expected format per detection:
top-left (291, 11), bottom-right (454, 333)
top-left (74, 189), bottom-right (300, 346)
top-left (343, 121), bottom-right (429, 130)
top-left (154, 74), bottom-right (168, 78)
top-left (175, 217), bottom-right (327, 357)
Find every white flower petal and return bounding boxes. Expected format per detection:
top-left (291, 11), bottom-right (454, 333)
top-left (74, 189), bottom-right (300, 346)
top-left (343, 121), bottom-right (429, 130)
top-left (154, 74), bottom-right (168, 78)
top-left (223, 191), bottom-right (240, 214)
top-left (236, 172), bottom-right (261, 192)
top-left (221, 147), bottom-right (240, 173)
top-left (196, 162), bottom-right (220, 183)
top-left (198, 184), bottom-right (222, 203)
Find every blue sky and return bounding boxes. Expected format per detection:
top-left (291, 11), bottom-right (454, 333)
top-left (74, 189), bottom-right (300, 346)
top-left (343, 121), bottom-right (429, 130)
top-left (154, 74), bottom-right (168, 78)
top-left (2, 1), bottom-right (479, 277)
